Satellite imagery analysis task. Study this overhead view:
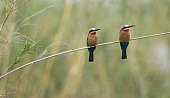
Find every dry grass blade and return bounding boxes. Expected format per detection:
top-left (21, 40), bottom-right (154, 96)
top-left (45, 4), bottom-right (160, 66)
top-left (0, 0), bottom-right (17, 33)
top-left (11, 0), bottom-right (31, 12)
top-left (0, 90), bottom-right (15, 97)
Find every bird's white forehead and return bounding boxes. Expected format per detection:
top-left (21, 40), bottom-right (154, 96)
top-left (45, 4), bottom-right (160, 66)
top-left (89, 28), bottom-right (96, 30)
top-left (89, 28), bottom-right (97, 31)
top-left (123, 25), bottom-right (130, 27)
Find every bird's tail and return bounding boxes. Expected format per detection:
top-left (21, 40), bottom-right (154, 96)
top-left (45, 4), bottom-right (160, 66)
top-left (89, 52), bottom-right (94, 62)
top-left (88, 47), bottom-right (96, 62)
top-left (122, 49), bottom-right (127, 59)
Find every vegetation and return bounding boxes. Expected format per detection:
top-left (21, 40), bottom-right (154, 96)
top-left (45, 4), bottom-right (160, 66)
top-left (0, 0), bottom-right (170, 98)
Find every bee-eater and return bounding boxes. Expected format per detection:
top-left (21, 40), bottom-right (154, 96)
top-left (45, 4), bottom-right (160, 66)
top-left (119, 25), bottom-right (135, 59)
top-left (87, 28), bottom-right (100, 62)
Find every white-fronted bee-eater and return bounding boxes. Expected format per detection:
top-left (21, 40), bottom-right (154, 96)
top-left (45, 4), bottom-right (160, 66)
top-left (87, 28), bottom-right (100, 62)
top-left (119, 25), bottom-right (135, 59)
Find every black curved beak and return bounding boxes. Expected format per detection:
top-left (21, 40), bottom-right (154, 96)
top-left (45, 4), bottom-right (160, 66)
top-left (128, 25), bottom-right (135, 28)
top-left (95, 28), bottom-right (101, 31)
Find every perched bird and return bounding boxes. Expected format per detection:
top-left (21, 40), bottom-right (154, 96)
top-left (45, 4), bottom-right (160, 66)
top-left (87, 28), bottom-right (100, 62)
top-left (119, 25), bottom-right (135, 59)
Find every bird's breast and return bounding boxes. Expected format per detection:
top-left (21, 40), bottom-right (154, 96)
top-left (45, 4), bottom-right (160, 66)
top-left (87, 35), bottom-right (97, 46)
top-left (119, 32), bottom-right (131, 42)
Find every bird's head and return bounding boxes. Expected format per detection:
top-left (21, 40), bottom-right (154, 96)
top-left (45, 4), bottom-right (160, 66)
top-left (88, 28), bottom-right (101, 35)
top-left (120, 25), bottom-right (135, 32)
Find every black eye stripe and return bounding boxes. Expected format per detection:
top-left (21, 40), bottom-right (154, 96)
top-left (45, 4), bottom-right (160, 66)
top-left (122, 27), bottom-right (126, 30)
top-left (89, 30), bottom-right (96, 32)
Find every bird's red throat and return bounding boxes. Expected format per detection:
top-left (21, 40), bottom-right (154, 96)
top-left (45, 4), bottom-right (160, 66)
top-left (90, 32), bottom-right (96, 35)
top-left (123, 29), bottom-right (129, 32)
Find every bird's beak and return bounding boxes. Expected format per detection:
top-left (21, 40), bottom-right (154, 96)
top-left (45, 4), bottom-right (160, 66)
top-left (95, 28), bottom-right (101, 31)
top-left (128, 25), bottom-right (135, 28)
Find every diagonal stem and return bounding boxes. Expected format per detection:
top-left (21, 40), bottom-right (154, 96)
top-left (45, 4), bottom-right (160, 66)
top-left (0, 32), bottom-right (170, 79)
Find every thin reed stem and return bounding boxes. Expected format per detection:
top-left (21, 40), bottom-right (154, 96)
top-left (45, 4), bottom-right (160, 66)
top-left (0, 32), bottom-right (170, 79)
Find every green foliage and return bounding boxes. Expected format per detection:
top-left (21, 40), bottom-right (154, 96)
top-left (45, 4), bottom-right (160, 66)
top-left (10, 40), bottom-right (38, 67)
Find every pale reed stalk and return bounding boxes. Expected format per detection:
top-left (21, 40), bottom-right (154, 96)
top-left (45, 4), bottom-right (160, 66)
top-left (0, 32), bottom-right (170, 79)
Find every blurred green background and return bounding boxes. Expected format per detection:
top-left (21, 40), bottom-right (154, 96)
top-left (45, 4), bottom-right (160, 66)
top-left (0, 0), bottom-right (170, 98)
